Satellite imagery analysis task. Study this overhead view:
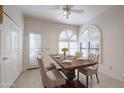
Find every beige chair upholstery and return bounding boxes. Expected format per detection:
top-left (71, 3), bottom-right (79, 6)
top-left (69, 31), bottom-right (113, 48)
top-left (39, 52), bottom-right (56, 71)
top-left (88, 53), bottom-right (97, 62)
top-left (80, 66), bottom-right (97, 76)
top-left (77, 54), bottom-right (99, 88)
top-left (44, 63), bottom-right (56, 71)
top-left (75, 51), bottom-right (82, 58)
top-left (52, 62), bottom-right (62, 71)
top-left (44, 57), bottom-right (62, 71)
top-left (37, 55), bottom-right (66, 88)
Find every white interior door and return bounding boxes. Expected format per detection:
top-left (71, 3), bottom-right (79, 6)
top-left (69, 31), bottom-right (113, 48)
top-left (1, 33), bottom-right (12, 87)
top-left (0, 16), bottom-right (13, 87)
top-left (29, 33), bottom-right (42, 68)
top-left (0, 14), bottom-right (23, 88)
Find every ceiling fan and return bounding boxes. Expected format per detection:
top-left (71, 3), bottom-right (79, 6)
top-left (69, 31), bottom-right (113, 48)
top-left (51, 5), bottom-right (84, 19)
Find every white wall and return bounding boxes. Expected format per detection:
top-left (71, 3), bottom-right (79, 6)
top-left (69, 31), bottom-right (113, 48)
top-left (79, 6), bottom-right (124, 82)
top-left (3, 5), bottom-right (24, 29)
top-left (24, 17), bottom-right (78, 69)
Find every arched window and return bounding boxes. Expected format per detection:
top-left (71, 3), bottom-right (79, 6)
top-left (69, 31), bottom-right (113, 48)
top-left (59, 30), bottom-right (77, 55)
top-left (79, 25), bottom-right (101, 62)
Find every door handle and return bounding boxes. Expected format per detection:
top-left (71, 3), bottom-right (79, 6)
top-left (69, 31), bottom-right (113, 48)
top-left (3, 57), bottom-right (8, 60)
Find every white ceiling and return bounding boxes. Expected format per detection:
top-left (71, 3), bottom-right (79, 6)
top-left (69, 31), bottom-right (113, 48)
top-left (17, 5), bottom-right (114, 26)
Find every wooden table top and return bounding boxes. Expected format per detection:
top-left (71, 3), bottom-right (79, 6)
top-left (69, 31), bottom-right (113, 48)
top-left (50, 54), bottom-right (98, 70)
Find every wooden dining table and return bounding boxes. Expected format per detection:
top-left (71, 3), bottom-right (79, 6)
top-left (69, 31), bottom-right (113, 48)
top-left (50, 54), bottom-right (98, 88)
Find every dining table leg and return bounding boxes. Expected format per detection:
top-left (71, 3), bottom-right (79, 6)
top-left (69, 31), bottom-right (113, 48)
top-left (63, 69), bottom-right (85, 88)
top-left (66, 69), bottom-right (75, 86)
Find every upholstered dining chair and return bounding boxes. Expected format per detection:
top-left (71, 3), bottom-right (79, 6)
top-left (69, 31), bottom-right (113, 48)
top-left (77, 54), bottom-right (99, 88)
top-left (37, 55), bottom-right (66, 88)
top-left (39, 52), bottom-right (56, 71)
top-left (44, 62), bottom-right (57, 71)
top-left (75, 51), bottom-right (82, 58)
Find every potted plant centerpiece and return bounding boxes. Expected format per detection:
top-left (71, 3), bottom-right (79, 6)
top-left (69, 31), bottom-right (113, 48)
top-left (62, 48), bottom-right (69, 57)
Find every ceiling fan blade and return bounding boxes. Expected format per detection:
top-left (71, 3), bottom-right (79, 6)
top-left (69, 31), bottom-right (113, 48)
top-left (71, 9), bottom-right (84, 14)
top-left (57, 13), bottom-right (63, 19)
top-left (63, 5), bottom-right (74, 9)
top-left (50, 5), bottom-right (62, 10)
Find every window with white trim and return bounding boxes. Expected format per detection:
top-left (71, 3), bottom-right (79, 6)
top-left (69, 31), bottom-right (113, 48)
top-left (80, 26), bottom-right (100, 58)
top-left (59, 30), bottom-right (77, 55)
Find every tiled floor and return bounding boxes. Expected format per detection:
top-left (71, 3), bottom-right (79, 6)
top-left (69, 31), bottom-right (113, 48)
top-left (12, 68), bottom-right (124, 88)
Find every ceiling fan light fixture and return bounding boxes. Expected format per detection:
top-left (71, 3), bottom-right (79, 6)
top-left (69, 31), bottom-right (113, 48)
top-left (64, 11), bottom-right (67, 16)
top-left (66, 14), bottom-right (71, 19)
top-left (52, 5), bottom-right (84, 20)
top-left (63, 10), bottom-right (71, 19)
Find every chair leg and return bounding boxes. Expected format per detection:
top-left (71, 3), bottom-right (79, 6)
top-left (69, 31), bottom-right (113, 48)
top-left (96, 73), bottom-right (99, 84)
top-left (86, 76), bottom-right (88, 88)
top-left (91, 75), bottom-right (92, 79)
top-left (44, 86), bottom-right (47, 88)
top-left (61, 85), bottom-right (65, 88)
top-left (77, 70), bottom-right (79, 80)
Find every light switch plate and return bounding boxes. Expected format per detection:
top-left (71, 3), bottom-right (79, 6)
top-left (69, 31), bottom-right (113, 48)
top-left (122, 74), bottom-right (124, 78)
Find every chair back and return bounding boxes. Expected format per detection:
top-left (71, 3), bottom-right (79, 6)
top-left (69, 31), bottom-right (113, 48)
top-left (88, 54), bottom-right (99, 70)
top-left (37, 54), bottom-right (65, 87)
top-left (75, 52), bottom-right (82, 58)
top-left (94, 54), bottom-right (99, 71)
top-left (88, 54), bottom-right (96, 62)
top-left (37, 55), bottom-right (51, 87)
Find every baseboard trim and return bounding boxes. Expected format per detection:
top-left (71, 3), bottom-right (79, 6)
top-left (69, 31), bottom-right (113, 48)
top-left (99, 71), bottom-right (124, 82)
top-left (10, 70), bottom-right (24, 88)
top-left (27, 67), bottom-right (39, 70)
